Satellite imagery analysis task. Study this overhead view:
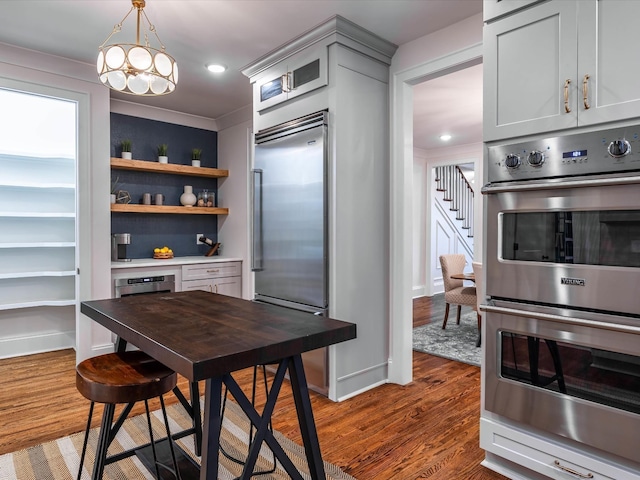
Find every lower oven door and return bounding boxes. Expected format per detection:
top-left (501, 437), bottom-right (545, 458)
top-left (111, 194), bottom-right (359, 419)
top-left (484, 300), bottom-right (640, 463)
top-left (483, 174), bottom-right (640, 317)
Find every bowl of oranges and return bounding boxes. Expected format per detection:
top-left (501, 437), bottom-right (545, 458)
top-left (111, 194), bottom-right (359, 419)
top-left (153, 246), bottom-right (174, 259)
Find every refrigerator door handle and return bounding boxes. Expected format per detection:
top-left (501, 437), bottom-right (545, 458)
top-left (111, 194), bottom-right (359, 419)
top-left (251, 168), bottom-right (263, 271)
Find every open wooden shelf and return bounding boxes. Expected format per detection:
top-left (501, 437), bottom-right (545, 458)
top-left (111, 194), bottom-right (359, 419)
top-left (111, 158), bottom-right (229, 178)
top-left (111, 204), bottom-right (229, 215)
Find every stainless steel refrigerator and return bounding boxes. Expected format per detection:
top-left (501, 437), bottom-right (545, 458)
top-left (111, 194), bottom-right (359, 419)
top-left (252, 111), bottom-right (328, 394)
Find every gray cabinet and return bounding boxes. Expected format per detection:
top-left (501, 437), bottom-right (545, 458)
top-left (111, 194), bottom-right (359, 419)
top-left (252, 45), bottom-right (328, 112)
top-left (181, 261), bottom-right (242, 297)
top-left (484, 0), bottom-right (640, 141)
top-left (244, 15), bottom-right (397, 401)
top-left (483, 0), bottom-right (542, 22)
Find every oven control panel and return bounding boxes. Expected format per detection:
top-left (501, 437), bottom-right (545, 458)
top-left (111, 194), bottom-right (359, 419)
top-left (487, 124), bottom-right (640, 183)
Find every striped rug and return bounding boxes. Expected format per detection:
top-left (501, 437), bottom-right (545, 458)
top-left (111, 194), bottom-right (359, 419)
top-left (0, 399), bottom-right (355, 479)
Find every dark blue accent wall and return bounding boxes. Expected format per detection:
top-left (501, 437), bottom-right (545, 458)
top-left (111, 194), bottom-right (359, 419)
top-left (110, 113), bottom-right (219, 259)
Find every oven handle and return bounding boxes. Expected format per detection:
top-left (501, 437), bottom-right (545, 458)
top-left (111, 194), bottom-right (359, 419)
top-left (482, 304), bottom-right (640, 335)
top-left (481, 174), bottom-right (640, 194)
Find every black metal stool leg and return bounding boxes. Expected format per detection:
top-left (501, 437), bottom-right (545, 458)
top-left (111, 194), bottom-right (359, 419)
top-left (77, 401), bottom-right (95, 480)
top-left (144, 399), bottom-right (163, 480)
top-left (159, 395), bottom-right (183, 480)
top-left (91, 403), bottom-right (115, 480)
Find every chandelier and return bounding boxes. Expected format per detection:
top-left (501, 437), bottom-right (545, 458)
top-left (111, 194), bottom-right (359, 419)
top-left (97, 0), bottom-right (178, 96)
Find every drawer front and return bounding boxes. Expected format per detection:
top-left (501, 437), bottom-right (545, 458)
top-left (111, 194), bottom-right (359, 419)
top-left (480, 418), bottom-right (639, 480)
top-left (182, 262), bottom-right (241, 281)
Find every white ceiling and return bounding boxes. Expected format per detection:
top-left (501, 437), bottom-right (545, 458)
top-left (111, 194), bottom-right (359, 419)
top-left (0, 0), bottom-right (483, 149)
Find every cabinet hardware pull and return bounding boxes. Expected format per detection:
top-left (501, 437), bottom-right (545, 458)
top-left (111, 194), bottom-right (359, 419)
top-left (582, 74), bottom-right (590, 109)
top-left (553, 460), bottom-right (593, 478)
top-left (206, 269), bottom-right (219, 273)
top-left (564, 79), bottom-right (571, 113)
top-left (282, 72), bottom-right (291, 93)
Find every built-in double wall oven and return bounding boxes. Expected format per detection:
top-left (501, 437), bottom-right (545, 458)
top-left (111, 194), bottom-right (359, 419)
top-left (482, 123), bottom-right (640, 464)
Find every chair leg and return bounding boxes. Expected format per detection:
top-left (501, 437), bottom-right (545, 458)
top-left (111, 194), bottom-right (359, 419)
top-left (159, 395), bottom-right (183, 480)
top-left (476, 313), bottom-right (482, 348)
top-left (77, 401), bottom-right (95, 480)
top-left (456, 305), bottom-right (462, 324)
top-left (442, 303), bottom-right (451, 329)
top-left (92, 403), bottom-right (115, 480)
top-left (144, 399), bottom-right (162, 480)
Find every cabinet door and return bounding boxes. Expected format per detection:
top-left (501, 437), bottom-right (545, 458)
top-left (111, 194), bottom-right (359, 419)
top-left (577, 0), bottom-right (640, 126)
top-left (213, 277), bottom-right (241, 298)
top-left (254, 63), bottom-right (288, 112)
top-left (181, 277), bottom-right (241, 298)
top-left (286, 46), bottom-right (328, 102)
top-left (483, 0), bottom-right (544, 22)
top-left (253, 45), bottom-right (328, 112)
top-left (484, 1), bottom-right (578, 141)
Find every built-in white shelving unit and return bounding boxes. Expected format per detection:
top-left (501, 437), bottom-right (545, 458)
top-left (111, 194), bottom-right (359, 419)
top-left (0, 153), bottom-right (77, 357)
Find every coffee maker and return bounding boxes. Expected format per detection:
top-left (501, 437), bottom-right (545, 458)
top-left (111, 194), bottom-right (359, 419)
top-left (111, 233), bottom-right (131, 262)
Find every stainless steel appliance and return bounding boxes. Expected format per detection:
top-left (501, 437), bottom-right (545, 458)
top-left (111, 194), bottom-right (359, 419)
top-left (252, 110), bottom-right (328, 394)
top-left (482, 124), bottom-right (640, 464)
top-left (114, 275), bottom-right (175, 298)
top-left (111, 233), bottom-right (131, 262)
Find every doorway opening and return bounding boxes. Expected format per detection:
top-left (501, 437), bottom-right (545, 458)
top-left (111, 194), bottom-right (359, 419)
top-left (389, 43), bottom-right (483, 385)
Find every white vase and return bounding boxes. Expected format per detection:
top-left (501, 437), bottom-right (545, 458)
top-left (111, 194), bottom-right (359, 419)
top-left (158, 155), bottom-right (168, 164)
top-left (191, 159), bottom-right (201, 167)
top-left (110, 193), bottom-right (116, 204)
top-left (122, 152), bottom-right (132, 160)
top-left (180, 185), bottom-right (197, 207)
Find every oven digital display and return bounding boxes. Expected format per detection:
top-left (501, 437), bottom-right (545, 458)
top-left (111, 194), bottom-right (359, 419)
top-left (562, 149), bottom-right (587, 158)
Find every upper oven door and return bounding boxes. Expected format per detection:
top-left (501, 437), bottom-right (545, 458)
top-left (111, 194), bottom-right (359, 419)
top-left (484, 174), bottom-right (640, 316)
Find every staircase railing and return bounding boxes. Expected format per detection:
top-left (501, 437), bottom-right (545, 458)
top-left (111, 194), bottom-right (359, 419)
top-left (434, 165), bottom-right (474, 238)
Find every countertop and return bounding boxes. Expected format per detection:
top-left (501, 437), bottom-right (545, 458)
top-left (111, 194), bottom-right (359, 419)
top-left (111, 256), bottom-right (243, 270)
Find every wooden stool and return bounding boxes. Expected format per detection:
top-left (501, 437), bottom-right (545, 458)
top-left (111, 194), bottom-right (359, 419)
top-left (76, 351), bottom-right (181, 480)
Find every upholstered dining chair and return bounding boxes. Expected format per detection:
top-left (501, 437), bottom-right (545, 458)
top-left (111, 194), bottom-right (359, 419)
top-left (439, 254), bottom-right (477, 330)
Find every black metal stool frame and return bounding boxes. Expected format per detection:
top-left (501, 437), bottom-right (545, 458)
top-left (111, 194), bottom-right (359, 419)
top-left (77, 395), bottom-right (182, 480)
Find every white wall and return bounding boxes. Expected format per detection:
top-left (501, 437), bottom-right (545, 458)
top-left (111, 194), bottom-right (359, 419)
top-left (216, 106), bottom-right (252, 299)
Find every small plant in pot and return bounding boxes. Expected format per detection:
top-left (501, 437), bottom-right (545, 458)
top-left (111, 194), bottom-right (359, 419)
top-left (157, 144), bottom-right (168, 163)
top-left (121, 139), bottom-right (132, 159)
top-left (191, 148), bottom-right (202, 167)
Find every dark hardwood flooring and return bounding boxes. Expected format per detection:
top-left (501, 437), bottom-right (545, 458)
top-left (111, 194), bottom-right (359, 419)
top-left (0, 295), bottom-right (506, 479)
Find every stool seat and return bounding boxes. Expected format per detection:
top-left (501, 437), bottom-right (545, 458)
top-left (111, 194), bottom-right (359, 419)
top-left (76, 351), bottom-right (177, 404)
top-left (75, 351), bottom-right (181, 479)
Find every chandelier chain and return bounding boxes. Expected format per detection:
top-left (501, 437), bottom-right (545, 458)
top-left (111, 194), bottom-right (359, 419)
top-left (99, 7), bottom-right (135, 48)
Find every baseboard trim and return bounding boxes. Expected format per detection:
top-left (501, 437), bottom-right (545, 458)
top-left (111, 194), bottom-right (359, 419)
top-left (0, 330), bottom-right (74, 360)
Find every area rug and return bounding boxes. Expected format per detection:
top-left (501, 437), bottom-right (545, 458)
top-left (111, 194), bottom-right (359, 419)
top-left (0, 398), bottom-right (356, 480)
top-left (413, 311), bottom-right (481, 367)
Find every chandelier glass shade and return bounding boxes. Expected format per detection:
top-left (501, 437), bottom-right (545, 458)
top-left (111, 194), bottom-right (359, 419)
top-left (97, 0), bottom-right (178, 96)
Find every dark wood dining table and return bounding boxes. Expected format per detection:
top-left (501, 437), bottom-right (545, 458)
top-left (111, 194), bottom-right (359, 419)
top-left (80, 290), bottom-right (356, 480)
top-left (450, 272), bottom-right (475, 282)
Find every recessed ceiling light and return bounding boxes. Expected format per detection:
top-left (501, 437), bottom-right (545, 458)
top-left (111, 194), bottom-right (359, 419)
top-left (206, 64), bottom-right (227, 73)
top-left (440, 134), bottom-right (452, 141)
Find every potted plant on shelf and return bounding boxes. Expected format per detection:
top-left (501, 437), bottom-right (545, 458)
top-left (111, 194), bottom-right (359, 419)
top-left (157, 144), bottom-right (168, 163)
top-left (110, 175), bottom-right (120, 204)
top-left (191, 148), bottom-right (202, 167)
top-left (121, 139), bottom-right (132, 160)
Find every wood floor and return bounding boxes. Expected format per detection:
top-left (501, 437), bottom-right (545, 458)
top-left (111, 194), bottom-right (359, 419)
top-left (0, 296), bottom-right (507, 479)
